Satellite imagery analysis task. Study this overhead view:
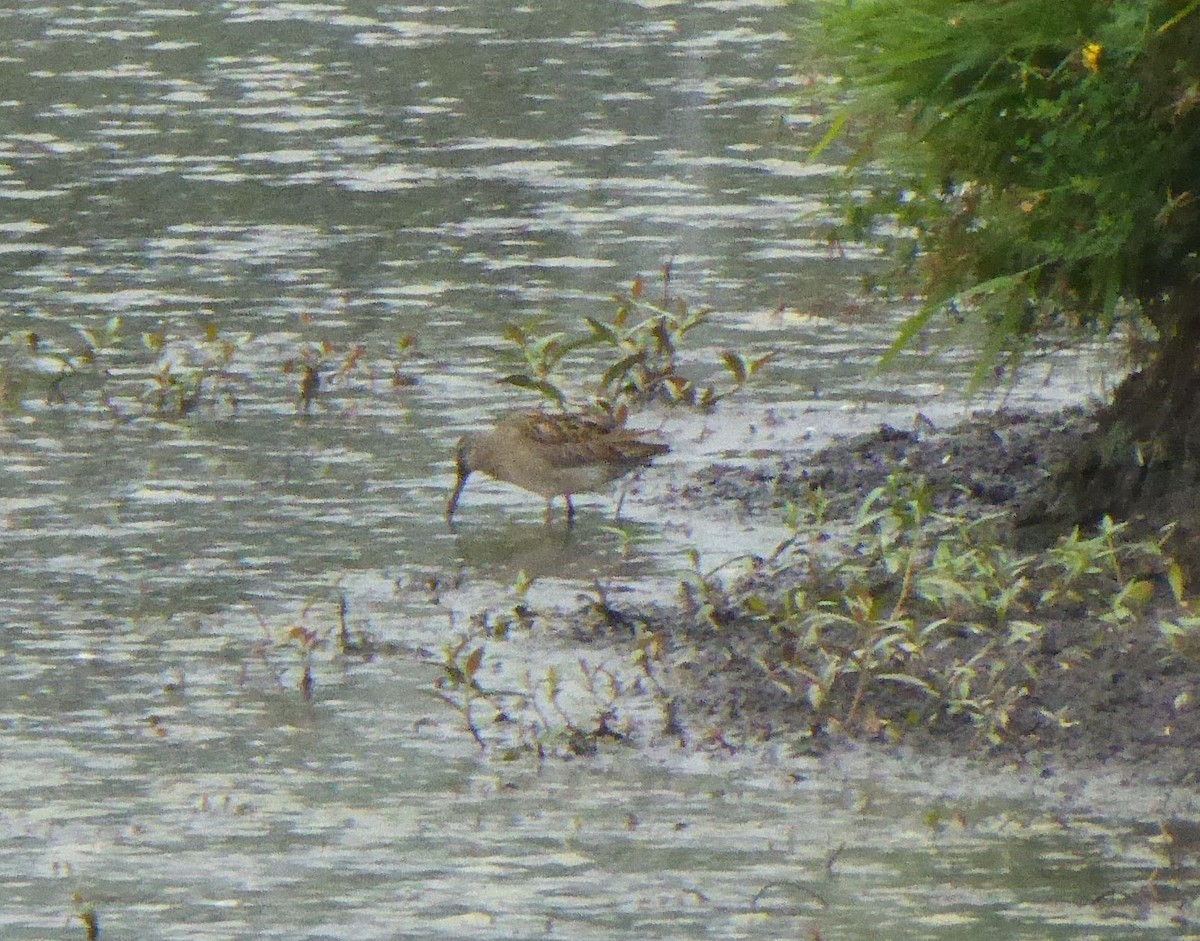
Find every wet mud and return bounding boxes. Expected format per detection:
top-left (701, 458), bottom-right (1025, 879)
top-left (618, 407), bottom-right (1200, 786)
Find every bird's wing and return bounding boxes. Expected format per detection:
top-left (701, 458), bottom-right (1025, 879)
top-left (519, 413), bottom-right (667, 468)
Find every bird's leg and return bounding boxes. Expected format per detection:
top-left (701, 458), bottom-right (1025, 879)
top-left (613, 486), bottom-right (628, 521)
top-left (566, 495), bottom-right (576, 526)
top-left (544, 498), bottom-right (554, 525)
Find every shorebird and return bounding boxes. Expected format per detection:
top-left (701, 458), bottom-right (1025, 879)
top-left (446, 411), bottom-right (669, 525)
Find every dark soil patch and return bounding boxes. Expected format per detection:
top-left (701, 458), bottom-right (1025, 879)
top-left (635, 407), bottom-right (1200, 783)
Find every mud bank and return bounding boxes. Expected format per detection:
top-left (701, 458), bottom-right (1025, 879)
top-left (621, 407), bottom-right (1200, 786)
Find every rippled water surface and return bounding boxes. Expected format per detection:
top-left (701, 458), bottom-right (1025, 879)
top-left (2, 2), bottom-right (1191, 938)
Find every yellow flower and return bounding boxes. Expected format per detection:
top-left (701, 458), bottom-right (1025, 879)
top-left (1082, 41), bottom-right (1102, 73)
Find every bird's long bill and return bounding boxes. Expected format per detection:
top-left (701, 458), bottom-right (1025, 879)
top-left (446, 469), bottom-right (469, 524)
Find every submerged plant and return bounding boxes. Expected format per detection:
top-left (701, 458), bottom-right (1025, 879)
top-left (433, 637), bottom-right (498, 748)
top-left (0, 319), bottom-right (122, 409)
top-left (283, 330), bottom-right (400, 414)
top-left (428, 573), bottom-right (646, 757)
top-left (143, 321), bottom-right (244, 417)
top-left (0, 309), bottom-right (421, 422)
top-left (75, 902), bottom-right (99, 941)
top-left (244, 595), bottom-right (348, 703)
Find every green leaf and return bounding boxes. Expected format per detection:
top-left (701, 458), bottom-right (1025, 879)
top-left (513, 569), bottom-right (534, 596)
top-left (743, 595), bottom-right (771, 616)
top-left (501, 323), bottom-right (528, 345)
top-left (809, 110), bottom-right (849, 162)
top-left (584, 317), bottom-right (621, 345)
top-left (721, 352), bottom-right (748, 385)
top-left (878, 672), bottom-right (935, 693)
top-left (600, 351), bottom-right (646, 389)
top-left (531, 333), bottom-right (567, 365)
top-left (1158, 0), bottom-right (1200, 34)
top-left (498, 372), bottom-right (538, 389)
top-left (1006, 620), bottom-right (1044, 645)
top-left (498, 374), bottom-right (566, 407)
top-left (855, 484), bottom-right (890, 526)
top-left (651, 317), bottom-right (674, 355)
top-left (750, 351), bottom-right (776, 375)
top-left (1116, 578), bottom-right (1154, 609)
top-left (1168, 560), bottom-right (1186, 604)
top-left (877, 304), bottom-right (940, 369)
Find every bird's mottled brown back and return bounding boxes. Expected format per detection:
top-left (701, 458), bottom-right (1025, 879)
top-left (515, 412), bottom-right (668, 471)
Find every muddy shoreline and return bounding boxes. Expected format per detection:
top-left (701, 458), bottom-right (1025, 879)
top-left (625, 406), bottom-right (1200, 786)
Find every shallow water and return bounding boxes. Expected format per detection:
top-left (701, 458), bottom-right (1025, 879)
top-left (2, 1), bottom-right (1191, 938)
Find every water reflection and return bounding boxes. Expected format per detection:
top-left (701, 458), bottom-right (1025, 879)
top-left (0, 1), bottom-right (1170, 939)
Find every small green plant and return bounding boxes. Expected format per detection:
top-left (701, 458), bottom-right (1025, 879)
top-left (0, 312), bottom-right (419, 421)
top-left (0, 319), bottom-right (122, 409)
top-left (499, 263), bottom-right (773, 418)
top-left (75, 903), bottom-right (98, 941)
top-left (143, 321), bottom-right (243, 417)
top-left (283, 336), bottom-right (384, 414)
top-left (433, 637), bottom-right (498, 748)
top-left (432, 634), bottom-right (634, 757)
top-left (1037, 515), bottom-right (1166, 626)
top-left (245, 597), bottom-right (344, 703)
top-left (677, 548), bottom-right (754, 631)
top-left (427, 573), bottom-right (648, 757)
top-left (284, 328), bottom-right (420, 413)
top-left (1158, 614), bottom-right (1200, 662)
top-left (523, 662), bottom-right (628, 757)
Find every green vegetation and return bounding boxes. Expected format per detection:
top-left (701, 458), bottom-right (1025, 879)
top-left (425, 467), bottom-right (1200, 756)
top-left (818, 0), bottom-right (1200, 521)
top-left (428, 571), bottom-right (651, 758)
top-left (0, 317), bottom-right (417, 418)
top-left (75, 901), bottom-right (98, 941)
top-left (717, 475), bottom-right (1186, 745)
top-left (236, 590), bottom-right (410, 704)
top-left (500, 263), bottom-right (772, 419)
top-left (1, 265), bottom-right (755, 429)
